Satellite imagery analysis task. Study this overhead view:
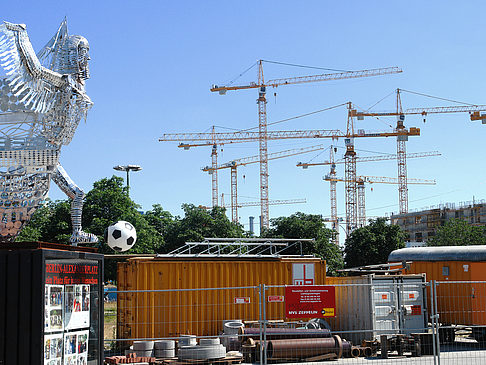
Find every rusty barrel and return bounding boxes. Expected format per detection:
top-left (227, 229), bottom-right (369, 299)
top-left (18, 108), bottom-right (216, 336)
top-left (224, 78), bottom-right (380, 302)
top-left (266, 335), bottom-right (343, 359)
top-left (239, 327), bottom-right (331, 340)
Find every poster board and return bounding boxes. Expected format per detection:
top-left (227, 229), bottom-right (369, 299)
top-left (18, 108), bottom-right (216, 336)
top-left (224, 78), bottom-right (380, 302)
top-left (43, 260), bottom-right (98, 365)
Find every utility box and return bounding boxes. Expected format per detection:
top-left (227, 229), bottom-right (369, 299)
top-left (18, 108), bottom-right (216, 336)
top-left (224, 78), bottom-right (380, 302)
top-left (326, 274), bottom-right (427, 346)
top-left (0, 242), bottom-right (104, 365)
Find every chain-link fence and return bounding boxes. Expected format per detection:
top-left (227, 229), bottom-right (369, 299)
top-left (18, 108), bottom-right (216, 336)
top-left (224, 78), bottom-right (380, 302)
top-left (104, 281), bottom-right (486, 364)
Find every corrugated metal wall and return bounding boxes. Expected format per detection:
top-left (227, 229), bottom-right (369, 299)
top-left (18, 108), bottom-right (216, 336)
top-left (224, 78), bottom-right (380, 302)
top-left (117, 257), bottom-right (326, 340)
top-left (404, 261), bottom-right (478, 325)
top-left (325, 276), bottom-right (373, 345)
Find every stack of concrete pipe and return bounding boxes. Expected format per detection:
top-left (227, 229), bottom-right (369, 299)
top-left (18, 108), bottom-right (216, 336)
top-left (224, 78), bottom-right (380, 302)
top-left (178, 337), bottom-right (227, 361)
top-left (221, 320), bottom-right (244, 351)
top-left (132, 340), bottom-right (155, 357)
top-left (154, 340), bottom-right (176, 358)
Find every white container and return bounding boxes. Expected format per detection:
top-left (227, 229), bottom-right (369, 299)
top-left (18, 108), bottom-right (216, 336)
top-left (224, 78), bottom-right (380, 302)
top-left (326, 274), bottom-right (427, 345)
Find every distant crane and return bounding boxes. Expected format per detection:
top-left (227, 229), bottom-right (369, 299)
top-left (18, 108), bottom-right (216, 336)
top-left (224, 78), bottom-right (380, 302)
top-left (298, 148), bottom-right (440, 243)
top-left (323, 174), bottom-right (436, 229)
top-left (160, 124), bottom-right (420, 229)
top-left (210, 60), bottom-right (402, 228)
top-left (203, 145), bottom-right (326, 222)
top-left (349, 88), bottom-right (486, 216)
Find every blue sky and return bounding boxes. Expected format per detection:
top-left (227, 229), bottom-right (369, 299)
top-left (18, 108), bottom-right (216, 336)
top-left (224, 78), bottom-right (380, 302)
top-left (2, 1), bottom-right (486, 237)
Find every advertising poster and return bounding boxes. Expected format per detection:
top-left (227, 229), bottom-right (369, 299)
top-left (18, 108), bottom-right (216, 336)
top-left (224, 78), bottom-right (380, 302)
top-left (44, 260), bottom-right (99, 364)
top-left (44, 333), bottom-right (63, 365)
top-left (63, 330), bottom-right (89, 365)
top-left (285, 285), bottom-right (336, 318)
top-left (64, 284), bottom-right (90, 330)
top-left (45, 285), bottom-right (64, 333)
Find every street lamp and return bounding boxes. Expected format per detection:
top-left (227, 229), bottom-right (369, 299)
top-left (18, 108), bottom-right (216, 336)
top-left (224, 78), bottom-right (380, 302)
top-left (113, 164), bottom-right (142, 195)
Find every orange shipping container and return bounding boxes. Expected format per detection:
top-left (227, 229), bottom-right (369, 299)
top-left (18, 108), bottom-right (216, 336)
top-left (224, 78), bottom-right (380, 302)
top-left (117, 256), bottom-right (326, 340)
top-left (389, 246), bottom-right (486, 328)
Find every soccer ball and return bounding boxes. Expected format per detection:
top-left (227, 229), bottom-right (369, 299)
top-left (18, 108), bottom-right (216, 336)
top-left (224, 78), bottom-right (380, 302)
top-left (105, 221), bottom-right (137, 252)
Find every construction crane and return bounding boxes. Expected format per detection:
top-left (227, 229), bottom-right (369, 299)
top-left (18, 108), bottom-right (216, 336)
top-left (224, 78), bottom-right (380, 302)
top-left (298, 148), bottom-right (440, 244)
top-left (160, 124), bottom-right (421, 230)
top-left (202, 145), bottom-right (326, 223)
top-left (210, 60), bottom-right (402, 228)
top-left (323, 174), bottom-right (436, 229)
top-left (349, 88), bottom-right (486, 216)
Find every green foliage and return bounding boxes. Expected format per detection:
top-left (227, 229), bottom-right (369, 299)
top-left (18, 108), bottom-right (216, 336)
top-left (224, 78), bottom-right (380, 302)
top-left (161, 204), bottom-right (245, 253)
top-left (427, 218), bottom-right (486, 246)
top-left (16, 200), bottom-right (72, 243)
top-left (263, 212), bottom-right (344, 276)
top-left (344, 217), bottom-right (405, 268)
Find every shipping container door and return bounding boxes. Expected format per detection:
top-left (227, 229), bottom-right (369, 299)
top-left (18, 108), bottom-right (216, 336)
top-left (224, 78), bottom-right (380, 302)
top-left (397, 277), bottom-right (427, 335)
top-left (372, 278), bottom-right (399, 337)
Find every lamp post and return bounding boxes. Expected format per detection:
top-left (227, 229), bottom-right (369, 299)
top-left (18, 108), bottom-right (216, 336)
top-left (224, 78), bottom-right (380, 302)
top-left (113, 164), bottom-right (142, 196)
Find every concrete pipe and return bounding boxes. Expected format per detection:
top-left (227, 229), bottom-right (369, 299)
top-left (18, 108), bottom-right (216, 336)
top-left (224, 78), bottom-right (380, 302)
top-left (178, 335), bottom-right (197, 347)
top-left (239, 327), bottom-right (331, 340)
top-left (200, 338), bottom-right (221, 346)
top-left (224, 321), bottom-right (244, 335)
top-left (155, 340), bottom-right (175, 350)
top-left (133, 341), bottom-right (154, 351)
top-left (266, 335), bottom-right (343, 359)
top-left (155, 348), bottom-right (176, 358)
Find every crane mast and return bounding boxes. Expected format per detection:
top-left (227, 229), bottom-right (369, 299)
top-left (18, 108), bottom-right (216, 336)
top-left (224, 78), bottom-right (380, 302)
top-left (203, 145), bottom-right (325, 223)
top-left (329, 146), bottom-right (338, 245)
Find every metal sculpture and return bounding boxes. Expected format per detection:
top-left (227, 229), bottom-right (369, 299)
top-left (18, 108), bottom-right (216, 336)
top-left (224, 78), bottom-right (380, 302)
top-left (0, 20), bottom-right (97, 244)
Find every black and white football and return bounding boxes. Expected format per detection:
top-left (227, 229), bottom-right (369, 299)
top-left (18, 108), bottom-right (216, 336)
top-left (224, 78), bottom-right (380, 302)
top-left (105, 220), bottom-right (137, 252)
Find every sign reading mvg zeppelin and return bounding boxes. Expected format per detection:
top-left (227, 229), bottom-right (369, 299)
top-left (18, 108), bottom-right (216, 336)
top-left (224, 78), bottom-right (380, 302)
top-left (285, 285), bottom-right (336, 318)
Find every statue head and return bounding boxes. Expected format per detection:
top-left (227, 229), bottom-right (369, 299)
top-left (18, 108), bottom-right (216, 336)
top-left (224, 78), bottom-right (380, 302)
top-left (56, 35), bottom-right (90, 84)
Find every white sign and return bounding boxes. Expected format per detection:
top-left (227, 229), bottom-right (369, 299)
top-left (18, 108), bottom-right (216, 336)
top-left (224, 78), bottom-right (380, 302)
top-left (292, 263), bottom-right (315, 285)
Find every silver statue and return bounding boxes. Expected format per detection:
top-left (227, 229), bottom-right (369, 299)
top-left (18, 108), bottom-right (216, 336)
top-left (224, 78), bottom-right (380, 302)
top-left (0, 19), bottom-right (97, 244)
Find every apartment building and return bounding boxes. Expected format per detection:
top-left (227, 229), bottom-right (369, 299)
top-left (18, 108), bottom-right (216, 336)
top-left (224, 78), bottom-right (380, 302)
top-left (390, 200), bottom-right (486, 243)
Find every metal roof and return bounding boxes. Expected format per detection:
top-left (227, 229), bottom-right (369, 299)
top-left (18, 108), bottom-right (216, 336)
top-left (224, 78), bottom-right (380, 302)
top-left (388, 245), bottom-right (486, 262)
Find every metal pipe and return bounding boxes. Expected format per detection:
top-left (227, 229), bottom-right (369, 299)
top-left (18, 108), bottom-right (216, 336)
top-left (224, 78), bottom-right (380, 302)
top-left (239, 327), bottom-right (331, 340)
top-left (266, 335), bottom-right (343, 359)
top-left (342, 341), bottom-right (360, 358)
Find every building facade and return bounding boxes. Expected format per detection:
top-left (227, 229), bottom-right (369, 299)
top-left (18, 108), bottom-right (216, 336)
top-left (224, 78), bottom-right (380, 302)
top-left (390, 200), bottom-right (486, 243)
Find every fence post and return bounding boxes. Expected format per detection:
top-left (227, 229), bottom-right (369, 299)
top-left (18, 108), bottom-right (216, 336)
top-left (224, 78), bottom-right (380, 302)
top-left (262, 284), bottom-right (267, 365)
top-left (430, 280), bottom-right (437, 365)
top-left (258, 284), bottom-right (263, 365)
top-left (433, 281), bottom-right (441, 365)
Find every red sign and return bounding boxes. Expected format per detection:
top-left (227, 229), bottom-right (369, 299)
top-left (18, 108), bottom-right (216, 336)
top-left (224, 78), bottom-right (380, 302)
top-left (234, 297), bottom-right (250, 304)
top-left (268, 295), bottom-right (285, 303)
top-left (285, 285), bottom-right (336, 318)
top-left (45, 262), bottom-right (99, 285)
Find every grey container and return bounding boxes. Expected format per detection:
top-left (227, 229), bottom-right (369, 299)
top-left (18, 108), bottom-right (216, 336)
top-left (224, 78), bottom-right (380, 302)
top-left (326, 274), bottom-right (427, 345)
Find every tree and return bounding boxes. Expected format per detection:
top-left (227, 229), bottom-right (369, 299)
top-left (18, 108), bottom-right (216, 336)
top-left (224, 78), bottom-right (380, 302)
top-left (16, 199), bottom-right (72, 243)
top-left (427, 218), bottom-right (486, 246)
top-left (161, 204), bottom-right (245, 253)
top-left (344, 217), bottom-right (405, 268)
top-left (263, 212), bottom-right (344, 276)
